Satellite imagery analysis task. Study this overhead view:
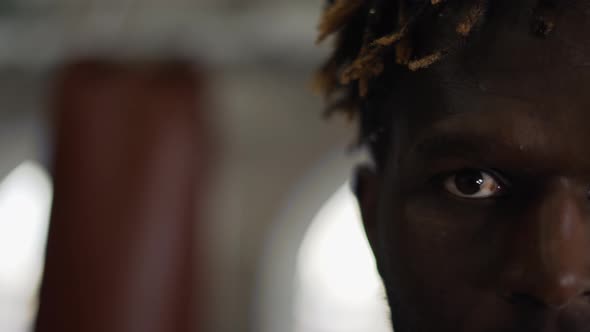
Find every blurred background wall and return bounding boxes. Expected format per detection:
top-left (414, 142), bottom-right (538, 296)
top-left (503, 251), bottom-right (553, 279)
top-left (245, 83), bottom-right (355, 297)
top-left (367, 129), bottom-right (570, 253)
top-left (0, 1), bottom-right (391, 332)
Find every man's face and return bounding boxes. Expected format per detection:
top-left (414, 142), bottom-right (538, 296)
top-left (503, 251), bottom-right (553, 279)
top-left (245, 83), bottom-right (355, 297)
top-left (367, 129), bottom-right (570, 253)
top-left (357, 3), bottom-right (590, 332)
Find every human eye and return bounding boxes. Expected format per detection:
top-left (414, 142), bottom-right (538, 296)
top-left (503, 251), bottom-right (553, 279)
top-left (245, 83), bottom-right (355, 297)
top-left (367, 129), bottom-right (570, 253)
top-left (442, 169), bottom-right (507, 199)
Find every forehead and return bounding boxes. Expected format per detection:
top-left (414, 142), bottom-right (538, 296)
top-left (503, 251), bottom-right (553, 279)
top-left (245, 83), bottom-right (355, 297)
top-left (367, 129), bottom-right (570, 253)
top-left (388, 1), bottom-right (590, 171)
top-left (452, 0), bottom-right (590, 97)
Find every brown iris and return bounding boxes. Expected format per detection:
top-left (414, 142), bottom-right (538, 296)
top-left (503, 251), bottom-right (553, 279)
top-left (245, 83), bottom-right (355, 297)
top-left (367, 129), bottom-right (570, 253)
top-left (454, 170), bottom-right (486, 196)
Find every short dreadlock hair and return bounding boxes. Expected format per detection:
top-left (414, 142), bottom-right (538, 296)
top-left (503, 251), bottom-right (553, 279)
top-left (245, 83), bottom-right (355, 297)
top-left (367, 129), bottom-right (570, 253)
top-left (316, 0), bottom-right (557, 166)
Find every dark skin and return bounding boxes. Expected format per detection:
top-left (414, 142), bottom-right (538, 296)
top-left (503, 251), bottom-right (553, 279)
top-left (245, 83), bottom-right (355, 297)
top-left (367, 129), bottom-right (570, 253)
top-left (356, 2), bottom-right (590, 332)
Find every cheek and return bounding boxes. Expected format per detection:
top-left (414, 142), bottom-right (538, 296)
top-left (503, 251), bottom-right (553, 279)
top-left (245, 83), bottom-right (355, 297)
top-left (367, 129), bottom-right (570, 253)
top-left (392, 192), bottom-right (511, 285)
top-left (380, 191), bottom-right (514, 287)
top-left (375, 193), bottom-right (517, 330)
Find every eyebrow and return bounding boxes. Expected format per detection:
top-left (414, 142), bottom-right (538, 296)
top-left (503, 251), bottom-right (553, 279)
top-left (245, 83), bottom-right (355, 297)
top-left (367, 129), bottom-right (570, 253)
top-left (408, 133), bottom-right (510, 163)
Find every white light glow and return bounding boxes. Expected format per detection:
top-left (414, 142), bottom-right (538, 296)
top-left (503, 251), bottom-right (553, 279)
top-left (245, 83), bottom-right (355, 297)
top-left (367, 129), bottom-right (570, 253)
top-left (295, 183), bottom-right (391, 332)
top-left (0, 161), bottom-right (52, 290)
top-left (0, 161), bottom-right (52, 332)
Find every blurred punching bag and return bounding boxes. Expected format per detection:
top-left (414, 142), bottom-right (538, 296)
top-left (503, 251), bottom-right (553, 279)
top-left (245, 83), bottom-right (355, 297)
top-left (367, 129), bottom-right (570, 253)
top-left (35, 60), bottom-right (210, 332)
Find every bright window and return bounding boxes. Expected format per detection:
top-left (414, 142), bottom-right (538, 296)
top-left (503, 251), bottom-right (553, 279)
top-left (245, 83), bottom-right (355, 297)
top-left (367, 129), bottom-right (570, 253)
top-left (0, 161), bottom-right (52, 332)
top-left (294, 183), bottom-right (392, 332)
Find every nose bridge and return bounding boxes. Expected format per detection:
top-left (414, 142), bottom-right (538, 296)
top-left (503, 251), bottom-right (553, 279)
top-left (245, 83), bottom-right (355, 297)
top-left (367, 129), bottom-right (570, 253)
top-left (507, 178), bottom-right (590, 308)
top-left (538, 180), bottom-right (585, 279)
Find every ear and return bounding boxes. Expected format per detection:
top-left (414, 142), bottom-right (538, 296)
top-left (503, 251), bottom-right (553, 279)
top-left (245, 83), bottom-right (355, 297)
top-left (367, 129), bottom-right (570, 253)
top-left (353, 165), bottom-right (380, 255)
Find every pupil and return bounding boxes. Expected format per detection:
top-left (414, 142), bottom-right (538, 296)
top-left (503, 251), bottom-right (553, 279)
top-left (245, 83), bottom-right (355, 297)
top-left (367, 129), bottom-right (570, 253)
top-left (455, 170), bottom-right (484, 195)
